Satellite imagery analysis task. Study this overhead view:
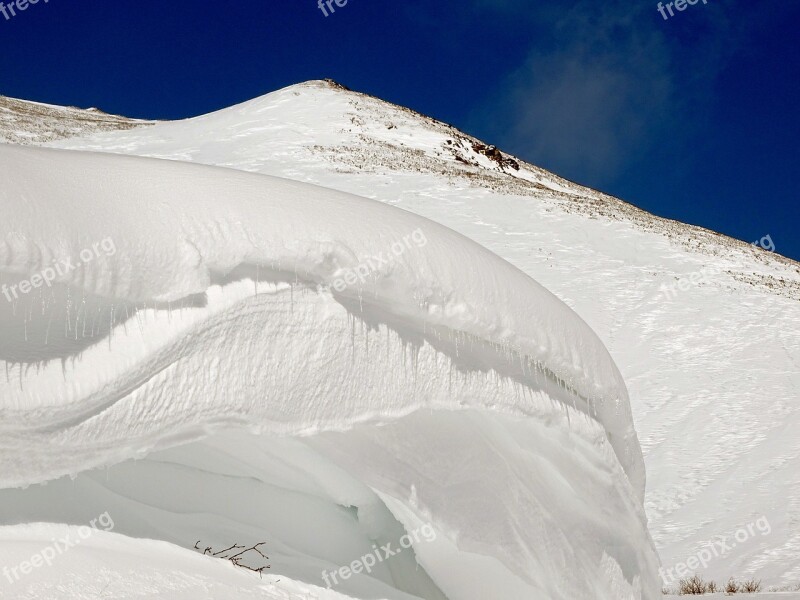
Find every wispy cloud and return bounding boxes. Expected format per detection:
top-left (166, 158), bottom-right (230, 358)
top-left (471, 1), bottom-right (673, 183)
top-left (468, 0), bottom-right (770, 186)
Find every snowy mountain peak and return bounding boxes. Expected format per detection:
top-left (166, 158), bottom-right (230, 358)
top-left (2, 79), bottom-right (800, 598)
top-left (27, 79), bottom-right (798, 302)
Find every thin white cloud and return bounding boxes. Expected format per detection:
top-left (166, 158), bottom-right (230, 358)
top-left (468, 0), bottom-right (776, 184)
top-left (471, 1), bottom-right (674, 182)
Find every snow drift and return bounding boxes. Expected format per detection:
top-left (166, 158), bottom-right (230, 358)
top-left (0, 143), bottom-right (658, 598)
top-left (46, 79), bottom-right (800, 589)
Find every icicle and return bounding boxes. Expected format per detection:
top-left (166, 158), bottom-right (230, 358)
top-left (44, 304), bottom-right (54, 346)
top-left (108, 304), bottom-right (115, 350)
top-left (81, 297), bottom-right (88, 339)
top-left (412, 344), bottom-right (418, 393)
top-left (135, 306), bottom-right (145, 338)
top-left (350, 312), bottom-right (356, 363)
top-left (448, 361), bottom-right (453, 394)
top-left (86, 305), bottom-right (96, 340)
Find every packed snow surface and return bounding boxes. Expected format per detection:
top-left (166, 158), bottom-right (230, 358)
top-left (0, 141), bottom-right (657, 598)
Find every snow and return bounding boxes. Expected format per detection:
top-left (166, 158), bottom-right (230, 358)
top-left (0, 139), bottom-right (657, 598)
top-left (44, 79), bottom-right (800, 590)
top-left (2, 77), bottom-right (797, 597)
top-left (0, 523), bottom-right (356, 599)
top-left (0, 143), bottom-right (641, 483)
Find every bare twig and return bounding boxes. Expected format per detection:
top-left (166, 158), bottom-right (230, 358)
top-left (194, 540), bottom-right (271, 578)
top-left (213, 544), bottom-right (244, 557)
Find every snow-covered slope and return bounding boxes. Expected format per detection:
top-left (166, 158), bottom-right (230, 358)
top-left (2, 79), bottom-right (798, 596)
top-left (40, 79), bottom-right (800, 590)
top-left (0, 142), bottom-right (657, 599)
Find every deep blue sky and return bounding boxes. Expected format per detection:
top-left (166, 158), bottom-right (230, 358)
top-left (1, 0), bottom-right (797, 259)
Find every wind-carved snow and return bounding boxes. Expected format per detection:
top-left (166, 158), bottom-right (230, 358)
top-left (42, 79), bottom-right (800, 589)
top-left (4, 77), bottom-right (797, 595)
top-left (0, 144), bottom-right (658, 599)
